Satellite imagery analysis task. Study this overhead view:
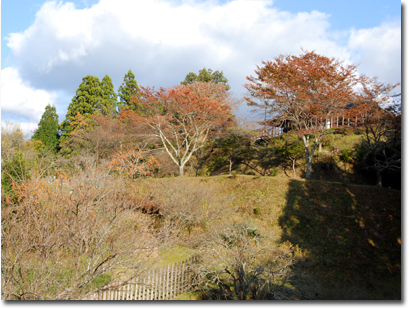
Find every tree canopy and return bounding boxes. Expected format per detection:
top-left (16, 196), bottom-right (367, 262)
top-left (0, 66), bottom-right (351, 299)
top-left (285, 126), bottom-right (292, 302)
top-left (125, 81), bottom-right (235, 176)
top-left (245, 50), bottom-right (358, 179)
top-left (60, 75), bottom-right (103, 140)
top-left (100, 74), bottom-right (118, 116)
top-left (181, 68), bottom-right (230, 90)
top-left (31, 104), bottom-right (59, 153)
top-left (118, 69), bottom-right (140, 110)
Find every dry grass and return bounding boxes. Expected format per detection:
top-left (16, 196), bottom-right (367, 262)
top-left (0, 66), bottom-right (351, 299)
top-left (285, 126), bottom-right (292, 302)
top-left (134, 175), bottom-right (401, 300)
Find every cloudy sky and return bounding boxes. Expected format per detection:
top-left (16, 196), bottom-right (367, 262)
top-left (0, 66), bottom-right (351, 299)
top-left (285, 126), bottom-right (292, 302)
top-left (1, 0), bottom-right (402, 135)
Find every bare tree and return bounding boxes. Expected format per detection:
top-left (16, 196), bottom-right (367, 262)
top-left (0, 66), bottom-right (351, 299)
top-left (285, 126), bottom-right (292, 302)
top-left (192, 222), bottom-right (307, 300)
top-left (1, 166), bottom-right (179, 300)
top-left (154, 178), bottom-right (234, 235)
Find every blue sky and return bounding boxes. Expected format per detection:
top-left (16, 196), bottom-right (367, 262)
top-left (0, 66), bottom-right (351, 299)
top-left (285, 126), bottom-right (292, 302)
top-left (1, 0), bottom-right (402, 135)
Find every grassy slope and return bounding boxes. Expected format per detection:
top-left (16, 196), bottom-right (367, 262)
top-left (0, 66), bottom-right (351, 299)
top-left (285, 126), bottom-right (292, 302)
top-left (135, 175), bottom-right (401, 300)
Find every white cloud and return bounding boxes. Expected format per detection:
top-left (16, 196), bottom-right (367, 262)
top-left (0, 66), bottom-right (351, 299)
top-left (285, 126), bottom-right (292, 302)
top-left (1, 67), bottom-right (58, 125)
top-left (348, 20), bottom-right (401, 87)
top-left (3, 0), bottom-right (402, 122)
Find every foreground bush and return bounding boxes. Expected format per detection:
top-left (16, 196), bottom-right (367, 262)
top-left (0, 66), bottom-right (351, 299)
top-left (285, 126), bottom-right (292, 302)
top-left (1, 166), bottom-right (178, 300)
top-left (192, 222), bottom-right (309, 300)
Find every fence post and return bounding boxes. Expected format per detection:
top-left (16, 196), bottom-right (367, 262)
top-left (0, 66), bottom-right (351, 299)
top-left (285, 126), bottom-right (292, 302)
top-left (152, 269), bottom-right (156, 300)
top-left (183, 259), bottom-right (187, 293)
top-left (176, 262), bottom-right (180, 297)
top-left (158, 267), bottom-right (162, 300)
top-left (138, 277), bottom-right (142, 300)
top-left (141, 276), bottom-right (145, 300)
top-left (172, 263), bottom-right (176, 299)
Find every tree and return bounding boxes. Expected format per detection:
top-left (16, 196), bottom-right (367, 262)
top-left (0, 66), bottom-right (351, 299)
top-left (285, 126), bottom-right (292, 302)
top-left (1, 165), bottom-right (179, 300)
top-left (245, 50), bottom-right (358, 179)
top-left (100, 74), bottom-right (117, 116)
top-left (182, 68), bottom-right (230, 91)
top-left (192, 221), bottom-right (304, 300)
top-left (60, 75), bottom-right (104, 140)
top-left (118, 69), bottom-right (140, 110)
top-left (31, 104), bottom-right (59, 153)
top-left (275, 133), bottom-right (304, 178)
top-left (351, 76), bottom-right (400, 187)
top-left (211, 127), bottom-right (252, 175)
top-left (128, 82), bottom-right (235, 176)
top-left (1, 121), bottom-right (25, 164)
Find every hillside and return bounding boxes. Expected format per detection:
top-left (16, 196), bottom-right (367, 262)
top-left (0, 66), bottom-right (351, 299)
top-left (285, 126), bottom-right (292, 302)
top-left (134, 175), bottom-right (401, 300)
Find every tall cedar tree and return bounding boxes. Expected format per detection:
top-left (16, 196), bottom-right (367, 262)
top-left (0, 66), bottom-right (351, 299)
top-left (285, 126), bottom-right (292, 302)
top-left (118, 70), bottom-right (140, 110)
top-left (245, 50), bottom-right (358, 179)
top-left (100, 74), bottom-right (118, 116)
top-left (32, 104), bottom-right (59, 152)
top-left (60, 75), bottom-right (106, 141)
top-left (182, 68), bottom-right (230, 91)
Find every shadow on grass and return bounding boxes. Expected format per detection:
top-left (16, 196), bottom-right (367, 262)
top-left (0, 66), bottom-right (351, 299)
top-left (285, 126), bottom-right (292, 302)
top-left (279, 178), bottom-right (401, 299)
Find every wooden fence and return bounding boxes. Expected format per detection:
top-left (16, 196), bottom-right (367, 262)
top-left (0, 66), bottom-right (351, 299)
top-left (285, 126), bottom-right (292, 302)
top-left (83, 256), bottom-right (198, 300)
top-left (254, 115), bottom-right (369, 141)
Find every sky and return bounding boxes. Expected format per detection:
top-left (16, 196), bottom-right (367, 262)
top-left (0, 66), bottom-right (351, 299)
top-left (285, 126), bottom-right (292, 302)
top-left (0, 0), bottom-right (402, 136)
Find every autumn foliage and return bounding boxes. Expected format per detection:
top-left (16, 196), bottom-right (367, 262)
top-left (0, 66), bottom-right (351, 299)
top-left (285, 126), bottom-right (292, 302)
top-left (109, 149), bottom-right (160, 178)
top-left (244, 50), bottom-right (398, 179)
top-left (121, 81), bottom-right (235, 176)
top-left (1, 166), bottom-right (178, 300)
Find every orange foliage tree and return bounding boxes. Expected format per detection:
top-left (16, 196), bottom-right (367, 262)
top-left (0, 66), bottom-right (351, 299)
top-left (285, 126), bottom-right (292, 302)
top-left (350, 76), bottom-right (400, 186)
top-left (245, 50), bottom-right (359, 179)
top-left (124, 82), bottom-right (235, 176)
top-left (109, 149), bottom-right (160, 179)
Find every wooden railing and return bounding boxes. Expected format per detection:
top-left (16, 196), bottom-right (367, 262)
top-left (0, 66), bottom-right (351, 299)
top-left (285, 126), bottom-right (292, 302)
top-left (83, 256), bottom-right (198, 300)
top-left (253, 115), bottom-right (368, 141)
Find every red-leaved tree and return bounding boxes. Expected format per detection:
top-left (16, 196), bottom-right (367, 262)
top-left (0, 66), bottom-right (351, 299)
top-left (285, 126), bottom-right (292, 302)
top-left (123, 82), bottom-right (235, 176)
top-left (245, 50), bottom-right (358, 179)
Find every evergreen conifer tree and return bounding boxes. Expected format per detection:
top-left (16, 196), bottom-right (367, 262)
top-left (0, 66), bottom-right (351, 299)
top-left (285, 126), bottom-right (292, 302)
top-left (60, 75), bottom-right (103, 139)
top-left (118, 70), bottom-right (140, 110)
top-left (181, 68), bottom-right (230, 90)
top-left (32, 104), bottom-right (59, 152)
top-left (100, 74), bottom-right (118, 115)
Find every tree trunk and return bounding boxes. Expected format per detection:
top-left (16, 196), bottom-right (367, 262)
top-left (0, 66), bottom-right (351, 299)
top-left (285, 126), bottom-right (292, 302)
top-left (376, 169), bottom-right (382, 187)
top-left (292, 159), bottom-right (296, 178)
top-left (305, 156), bottom-right (312, 179)
top-left (179, 165), bottom-right (184, 177)
top-left (229, 159), bottom-right (233, 176)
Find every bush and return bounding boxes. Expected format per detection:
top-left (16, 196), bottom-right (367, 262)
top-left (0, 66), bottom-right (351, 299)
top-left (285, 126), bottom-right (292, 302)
top-left (192, 222), bottom-right (307, 300)
top-left (197, 169), bottom-right (210, 177)
top-left (321, 134), bottom-right (335, 149)
top-left (339, 149), bottom-right (356, 164)
top-left (1, 166), bottom-right (177, 300)
top-left (155, 178), bottom-right (234, 234)
top-left (269, 168), bottom-right (278, 177)
top-left (253, 207), bottom-right (261, 215)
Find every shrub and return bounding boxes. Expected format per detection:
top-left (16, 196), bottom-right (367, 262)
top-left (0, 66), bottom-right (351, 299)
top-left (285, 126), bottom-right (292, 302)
top-left (339, 149), bottom-right (356, 164)
top-left (269, 168), bottom-right (278, 177)
top-left (1, 166), bottom-right (178, 300)
top-left (321, 134), bottom-right (334, 149)
top-left (155, 178), bottom-right (234, 234)
top-left (197, 169), bottom-right (210, 177)
top-left (253, 207), bottom-right (261, 215)
top-left (192, 222), bottom-right (307, 300)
